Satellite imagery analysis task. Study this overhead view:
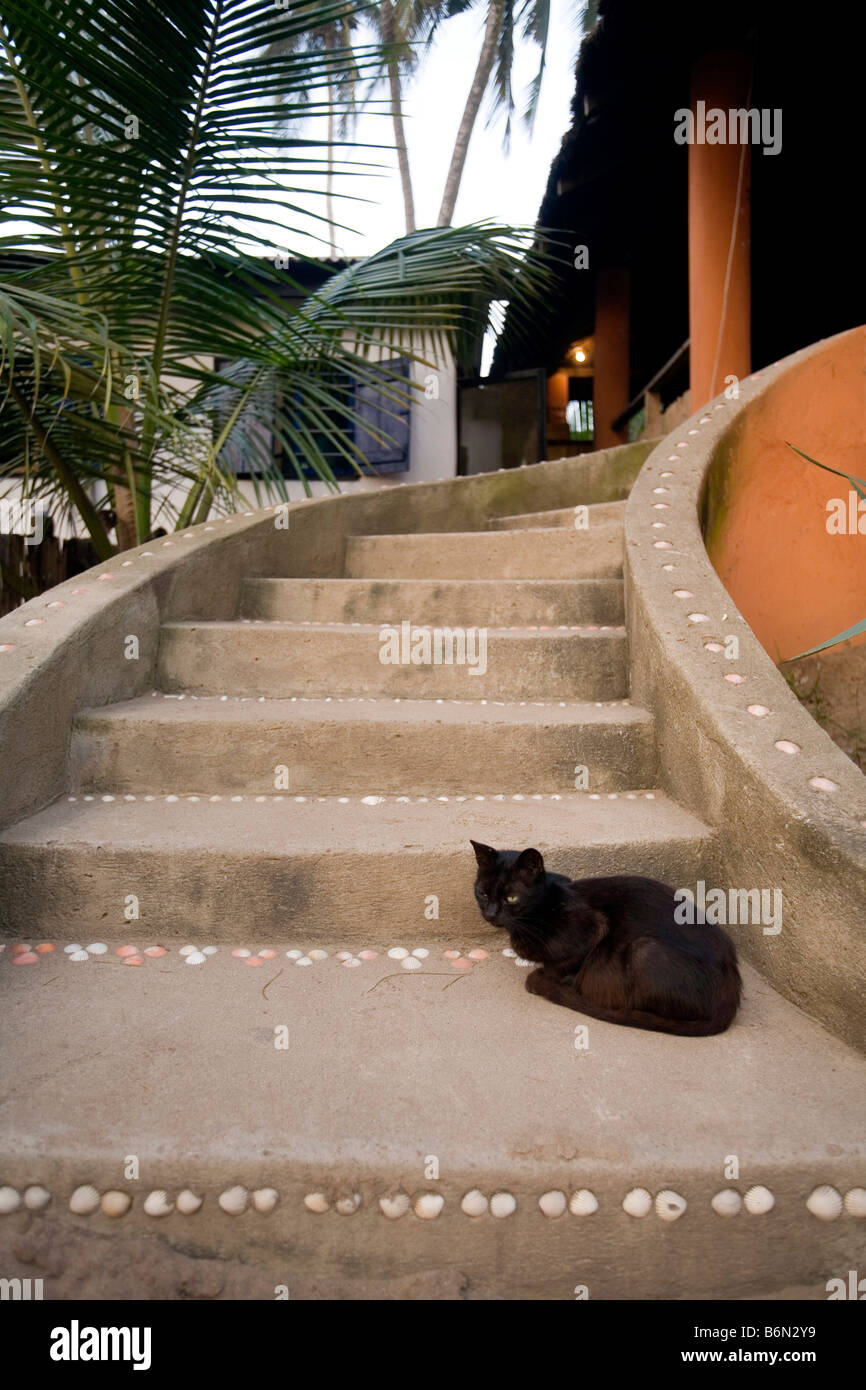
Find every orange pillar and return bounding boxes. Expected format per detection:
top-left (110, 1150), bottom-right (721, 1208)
top-left (688, 51), bottom-right (752, 409)
top-left (593, 267), bottom-right (630, 447)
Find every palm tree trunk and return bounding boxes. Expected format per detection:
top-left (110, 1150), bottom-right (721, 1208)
top-left (437, 0), bottom-right (503, 227)
top-left (324, 29), bottom-right (338, 257)
top-left (381, 2), bottom-right (415, 234)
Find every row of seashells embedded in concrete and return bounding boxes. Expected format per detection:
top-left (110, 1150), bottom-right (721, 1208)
top-left (1, 1183), bottom-right (864, 1220)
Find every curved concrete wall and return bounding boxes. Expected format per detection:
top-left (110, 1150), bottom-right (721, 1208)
top-left (704, 327), bottom-right (866, 660)
top-left (626, 328), bottom-right (866, 1051)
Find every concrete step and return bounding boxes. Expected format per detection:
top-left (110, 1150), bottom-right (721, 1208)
top-left (0, 791), bottom-right (713, 943)
top-left (487, 500), bottom-right (627, 531)
top-left (344, 526), bottom-right (623, 580)
top-left (69, 695), bottom-right (656, 796)
top-left (1, 946), bottom-right (863, 1299)
top-left (239, 577), bottom-right (624, 627)
top-left (157, 620), bottom-right (628, 701)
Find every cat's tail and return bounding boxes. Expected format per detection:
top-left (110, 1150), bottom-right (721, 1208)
top-left (529, 979), bottom-right (739, 1036)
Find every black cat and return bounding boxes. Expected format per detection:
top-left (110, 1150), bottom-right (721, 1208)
top-left (470, 841), bottom-right (741, 1036)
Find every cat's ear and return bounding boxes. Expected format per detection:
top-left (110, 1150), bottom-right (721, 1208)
top-left (470, 840), bottom-right (496, 868)
top-left (514, 847), bottom-right (544, 881)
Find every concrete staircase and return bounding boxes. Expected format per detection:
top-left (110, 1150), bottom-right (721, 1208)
top-left (1, 472), bottom-right (864, 1300)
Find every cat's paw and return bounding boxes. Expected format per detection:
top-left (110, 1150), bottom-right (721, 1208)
top-left (525, 968), bottom-right (549, 996)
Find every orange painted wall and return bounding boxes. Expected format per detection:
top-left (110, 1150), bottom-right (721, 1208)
top-left (705, 327), bottom-right (866, 661)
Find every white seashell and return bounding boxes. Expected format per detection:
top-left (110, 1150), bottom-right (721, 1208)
top-left (68, 951), bottom-right (90, 962)
top-left (218, 1185), bottom-right (248, 1216)
top-left (253, 1187), bottom-right (279, 1214)
top-left (387, 947), bottom-right (409, 959)
top-left (806, 1185), bottom-right (842, 1221)
top-left (295, 957), bottom-right (312, 967)
top-left (0, 1186), bottom-right (22, 1214)
top-left (176, 1189), bottom-right (203, 1215)
top-left (335, 1193), bottom-right (361, 1215)
top-left (101, 1190), bottom-right (132, 1218)
top-left (23, 1186), bottom-right (51, 1211)
top-left (490, 1191), bottom-right (516, 1218)
top-left (414, 1193), bottom-right (444, 1219)
top-left (143, 1190), bottom-right (174, 1217)
top-left (86, 943), bottom-right (108, 955)
top-left (202, 946), bottom-right (218, 956)
top-left (379, 1193), bottom-right (410, 1219)
top-left (303, 1192), bottom-right (329, 1214)
top-left (515, 957), bottom-right (533, 967)
top-left (69, 1185), bottom-right (100, 1215)
top-left (412, 948), bottom-right (429, 959)
top-left (178, 945), bottom-right (198, 956)
top-left (656, 1190), bottom-right (687, 1221)
top-left (308, 950), bottom-right (328, 960)
top-left (569, 1189), bottom-right (599, 1216)
top-left (401, 957), bottom-right (422, 970)
top-left (744, 1185), bottom-right (775, 1215)
top-left (843, 1187), bottom-right (866, 1217)
top-left (711, 1189), bottom-right (742, 1217)
top-left (622, 1187), bottom-right (653, 1218)
top-left (184, 951), bottom-right (206, 965)
top-left (64, 944), bottom-right (83, 954)
top-left (286, 949), bottom-right (302, 959)
top-left (461, 1189), bottom-right (488, 1217)
top-left (538, 1190), bottom-right (566, 1218)
top-left (502, 948), bottom-right (516, 958)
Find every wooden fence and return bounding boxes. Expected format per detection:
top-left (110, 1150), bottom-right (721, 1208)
top-left (0, 530), bottom-right (101, 617)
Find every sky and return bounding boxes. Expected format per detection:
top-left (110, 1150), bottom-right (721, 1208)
top-left (292, 0), bottom-right (584, 260)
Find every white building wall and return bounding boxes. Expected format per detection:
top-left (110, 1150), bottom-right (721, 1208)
top-left (1, 344), bottom-right (458, 544)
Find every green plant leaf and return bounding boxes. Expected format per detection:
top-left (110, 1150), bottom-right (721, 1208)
top-left (786, 616), bottom-right (866, 661)
top-left (786, 442), bottom-right (866, 502)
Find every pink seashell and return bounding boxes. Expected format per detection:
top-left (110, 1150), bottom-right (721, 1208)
top-left (358, 950), bottom-right (378, 960)
top-left (116, 945), bottom-right (139, 958)
top-left (336, 950), bottom-right (353, 961)
top-left (257, 949), bottom-right (277, 959)
top-left (453, 958), bottom-right (473, 970)
top-left (467, 949), bottom-right (488, 960)
top-left (12, 951), bottom-right (39, 965)
top-left (245, 956), bottom-right (264, 967)
top-left (123, 955), bottom-right (144, 966)
top-left (232, 948), bottom-right (251, 958)
top-left (144, 946), bottom-right (166, 957)
top-left (35, 943), bottom-right (55, 954)
top-left (444, 949), bottom-right (462, 959)
top-left (12, 943), bottom-right (31, 954)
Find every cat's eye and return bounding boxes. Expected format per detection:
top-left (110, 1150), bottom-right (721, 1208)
top-left (506, 893), bottom-right (519, 904)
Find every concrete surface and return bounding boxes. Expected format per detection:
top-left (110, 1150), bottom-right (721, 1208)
top-left (69, 694), bottom-right (657, 795)
top-left (0, 947), bottom-right (863, 1300)
top-left (239, 576), bottom-right (625, 626)
top-left (0, 791), bottom-right (713, 941)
